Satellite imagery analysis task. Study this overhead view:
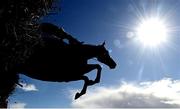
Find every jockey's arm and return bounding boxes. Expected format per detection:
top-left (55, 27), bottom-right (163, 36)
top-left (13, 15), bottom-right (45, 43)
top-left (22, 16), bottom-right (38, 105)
top-left (40, 23), bottom-right (81, 45)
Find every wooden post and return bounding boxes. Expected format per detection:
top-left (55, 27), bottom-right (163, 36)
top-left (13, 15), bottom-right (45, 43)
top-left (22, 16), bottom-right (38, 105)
top-left (0, 97), bottom-right (8, 109)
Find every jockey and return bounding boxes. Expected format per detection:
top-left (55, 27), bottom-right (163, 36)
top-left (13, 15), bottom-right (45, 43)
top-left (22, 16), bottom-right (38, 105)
top-left (39, 23), bottom-right (83, 45)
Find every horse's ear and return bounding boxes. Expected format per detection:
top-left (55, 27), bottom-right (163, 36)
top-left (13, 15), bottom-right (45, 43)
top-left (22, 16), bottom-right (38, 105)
top-left (102, 41), bottom-right (106, 46)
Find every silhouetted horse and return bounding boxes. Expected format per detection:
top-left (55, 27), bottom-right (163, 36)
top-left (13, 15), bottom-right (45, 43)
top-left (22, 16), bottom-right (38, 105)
top-left (16, 36), bottom-right (116, 99)
top-left (0, 22), bottom-right (117, 108)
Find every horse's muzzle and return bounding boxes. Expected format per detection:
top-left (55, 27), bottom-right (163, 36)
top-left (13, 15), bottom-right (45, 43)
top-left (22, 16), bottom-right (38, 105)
top-left (109, 63), bottom-right (116, 69)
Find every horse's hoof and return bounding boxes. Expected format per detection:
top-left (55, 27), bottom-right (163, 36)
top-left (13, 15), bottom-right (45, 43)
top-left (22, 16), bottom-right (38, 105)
top-left (75, 92), bottom-right (81, 100)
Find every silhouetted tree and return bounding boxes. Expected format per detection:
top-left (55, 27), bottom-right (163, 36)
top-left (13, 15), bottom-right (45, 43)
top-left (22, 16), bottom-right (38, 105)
top-left (0, 0), bottom-right (55, 108)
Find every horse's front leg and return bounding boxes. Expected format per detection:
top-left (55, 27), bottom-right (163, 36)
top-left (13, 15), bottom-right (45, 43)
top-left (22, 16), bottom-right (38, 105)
top-left (85, 64), bottom-right (102, 85)
top-left (74, 64), bottom-right (102, 99)
top-left (75, 76), bottom-right (89, 99)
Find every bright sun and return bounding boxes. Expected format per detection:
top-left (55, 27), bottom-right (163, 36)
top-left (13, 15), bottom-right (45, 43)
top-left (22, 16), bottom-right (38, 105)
top-left (136, 17), bottom-right (168, 47)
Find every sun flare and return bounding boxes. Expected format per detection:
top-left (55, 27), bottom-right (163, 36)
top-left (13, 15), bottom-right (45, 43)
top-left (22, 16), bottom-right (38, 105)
top-left (136, 17), bottom-right (168, 47)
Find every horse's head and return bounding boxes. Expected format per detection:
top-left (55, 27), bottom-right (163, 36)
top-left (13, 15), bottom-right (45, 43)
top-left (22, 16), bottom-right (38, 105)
top-left (97, 42), bottom-right (116, 69)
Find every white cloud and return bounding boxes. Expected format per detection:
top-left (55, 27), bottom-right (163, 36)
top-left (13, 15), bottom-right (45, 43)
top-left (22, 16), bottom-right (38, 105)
top-left (18, 83), bottom-right (38, 91)
top-left (9, 102), bottom-right (26, 109)
top-left (71, 78), bottom-right (180, 108)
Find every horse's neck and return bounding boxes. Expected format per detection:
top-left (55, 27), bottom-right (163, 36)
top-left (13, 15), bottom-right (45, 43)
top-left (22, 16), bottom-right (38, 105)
top-left (80, 45), bottom-right (100, 59)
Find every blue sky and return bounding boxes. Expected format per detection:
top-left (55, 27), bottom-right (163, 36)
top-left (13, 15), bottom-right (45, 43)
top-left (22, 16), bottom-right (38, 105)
top-left (8, 0), bottom-right (180, 108)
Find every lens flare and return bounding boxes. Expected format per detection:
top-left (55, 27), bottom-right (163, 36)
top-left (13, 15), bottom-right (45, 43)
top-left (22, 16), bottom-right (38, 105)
top-left (136, 17), bottom-right (168, 47)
